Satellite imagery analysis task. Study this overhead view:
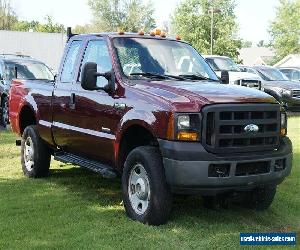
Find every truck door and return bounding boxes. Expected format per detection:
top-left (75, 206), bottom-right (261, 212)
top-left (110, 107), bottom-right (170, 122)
top-left (52, 39), bottom-right (83, 147)
top-left (62, 38), bottom-right (120, 165)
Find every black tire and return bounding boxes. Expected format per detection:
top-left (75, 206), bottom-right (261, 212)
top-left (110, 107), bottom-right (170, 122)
top-left (243, 186), bottom-right (277, 211)
top-left (1, 95), bottom-right (9, 127)
top-left (122, 146), bottom-right (172, 225)
top-left (21, 125), bottom-right (51, 178)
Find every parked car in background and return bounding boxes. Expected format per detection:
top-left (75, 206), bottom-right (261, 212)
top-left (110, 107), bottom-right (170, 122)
top-left (241, 65), bottom-right (300, 111)
top-left (203, 55), bottom-right (262, 90)
top-left (0, 54), bottom-right (54, 127)
top-left (278, 67), bottom-right (300, 82)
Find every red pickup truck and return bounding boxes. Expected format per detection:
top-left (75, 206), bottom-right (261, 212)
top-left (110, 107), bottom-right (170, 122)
top-left (9, 30), bottom-right (293, 225)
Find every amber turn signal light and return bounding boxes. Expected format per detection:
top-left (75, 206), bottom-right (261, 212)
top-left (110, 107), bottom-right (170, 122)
top-left (177, 131), bottom-right (198, 141)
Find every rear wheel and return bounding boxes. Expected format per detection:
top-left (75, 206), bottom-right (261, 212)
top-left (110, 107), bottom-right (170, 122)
top-left (1, 95), bottom-right (9, 127)
top-left (122, 146), bottom-right (172, 225)
top-left (21, 125), bottom-right (51, 178)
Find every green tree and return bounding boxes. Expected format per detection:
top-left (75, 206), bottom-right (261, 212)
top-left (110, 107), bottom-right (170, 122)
top-left (88, 0), bottom-right (156, 32)
top-left (269, 0), bottom-right (300, 61)
top-left (0, 0), bottom-right (17, 30)
top-left (13, 16), bottom-right (65, 33)
top-left (242, 40), bottom-right (253, 48)
top-left (257, 40), bottom-right (265, 47)
top-left (171, 0), bottom-right (241, 59)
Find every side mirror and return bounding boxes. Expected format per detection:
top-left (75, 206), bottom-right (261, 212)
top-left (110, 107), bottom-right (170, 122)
top-left (81, 62), bottom-right (114, 92)
top-left (221, 70), bottom-right (229, 84)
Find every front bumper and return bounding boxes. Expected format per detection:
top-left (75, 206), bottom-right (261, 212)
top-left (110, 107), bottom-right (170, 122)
top-left (159, 137), bottom-right (293, 195)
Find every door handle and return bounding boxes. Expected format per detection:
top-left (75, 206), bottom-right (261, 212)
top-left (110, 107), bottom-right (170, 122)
top-left (70, 93), bottom-right (76, 109)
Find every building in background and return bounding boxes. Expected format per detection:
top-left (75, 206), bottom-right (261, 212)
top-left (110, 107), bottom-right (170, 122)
top-left (239, 47), bottom-right (275, 66)
top-left (274, 54), bottom-right (300, 68)
top-left (0, 30), bottom-right (66, 71)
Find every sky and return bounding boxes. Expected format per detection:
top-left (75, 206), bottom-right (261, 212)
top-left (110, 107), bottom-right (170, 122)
top-left (11, 0), bottom-right (279, 45)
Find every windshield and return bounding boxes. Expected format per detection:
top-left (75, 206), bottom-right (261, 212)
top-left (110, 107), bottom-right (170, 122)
top-left (257, 67), bottom-right (289, 81)
top-left (5, 61), bottom-right (54, 81)
top-left (206, 57), bottom-right (241, 72)
top-left (113, 37), bottom-right (219, 81)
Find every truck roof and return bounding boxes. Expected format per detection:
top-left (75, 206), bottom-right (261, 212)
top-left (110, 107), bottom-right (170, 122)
top-left (71, 32), bottom-right (182, 42)
top-left (202, 55), bottom-right (230, 59)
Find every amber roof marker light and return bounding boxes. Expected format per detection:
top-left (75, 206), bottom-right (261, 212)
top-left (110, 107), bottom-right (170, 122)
top-left (150, 31), bottom-right (156, 36)
top-left (117, 28), bottom-right (125, 35)
top-left (138, 30), bottom-right (145, 35)
top-left (160, 31), bottom-right (167, 38)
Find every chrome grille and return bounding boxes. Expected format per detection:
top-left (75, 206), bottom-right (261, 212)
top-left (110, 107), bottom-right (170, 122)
top-left (292, 90), bottom-right (300, 98)
top-left (202, 104), bottom-right (281, 153)
top-left (235, 79), bottom-right (262, 90)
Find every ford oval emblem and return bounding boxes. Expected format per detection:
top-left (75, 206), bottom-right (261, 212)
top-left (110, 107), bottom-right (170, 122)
top-left (244, 124), bottom-right (259, 133)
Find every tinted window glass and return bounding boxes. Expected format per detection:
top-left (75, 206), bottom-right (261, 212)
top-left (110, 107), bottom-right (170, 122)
top-left (258, 68), bottom-right (289, 81)
top-left (113, 37), bottom-right (218, 81)
top-left (292, 71), bottom-right (300, 80)
top-left (80, 40), bottom-right (112, 87)
top-left (5, 61), bottom-right (54, 81)
top-left (61, 40), bottom-right (82, 82)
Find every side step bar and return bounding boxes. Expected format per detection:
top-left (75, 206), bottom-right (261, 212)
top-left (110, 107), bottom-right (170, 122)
top-left (54, 152), bottom-right (118, 179)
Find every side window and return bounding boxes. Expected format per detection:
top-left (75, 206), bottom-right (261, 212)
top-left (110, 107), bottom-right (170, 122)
top-left (80, 40), bottom-right (112, 87)
top-left (281, 69), bottom-right (292, 79)
top-left (61, 40), bottom-right (82, 83)
top-left (292, 71), bottom-right (300, 81)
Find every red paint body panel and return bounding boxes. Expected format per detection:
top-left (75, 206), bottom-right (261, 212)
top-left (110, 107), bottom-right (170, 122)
top-left (9, 33), bottom-right (277, 168)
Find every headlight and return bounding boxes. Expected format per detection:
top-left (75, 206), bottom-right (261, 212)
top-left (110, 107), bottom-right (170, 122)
top-left (176, 114), bottom-right (201, 141)
top-left (280, 112), bottom-right (287, 136)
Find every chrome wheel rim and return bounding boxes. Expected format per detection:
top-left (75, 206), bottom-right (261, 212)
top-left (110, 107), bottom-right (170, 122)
top-left (24, 137), bottom-right (34, 171)
top-left (128, 163), bottom-right (150, 215)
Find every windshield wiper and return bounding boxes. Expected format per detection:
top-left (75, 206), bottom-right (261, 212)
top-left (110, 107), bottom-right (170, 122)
top-left (179, 74), bottom-right (219, 82)
top-left (130, 72), bottom-right (184, 81)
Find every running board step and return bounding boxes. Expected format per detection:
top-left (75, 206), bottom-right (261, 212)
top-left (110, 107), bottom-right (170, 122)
top-left (54, 152), bottom-right (117, 179)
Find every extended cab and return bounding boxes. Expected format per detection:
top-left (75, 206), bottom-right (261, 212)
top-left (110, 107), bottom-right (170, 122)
top-left (9, 30), bottom-right (293, 225)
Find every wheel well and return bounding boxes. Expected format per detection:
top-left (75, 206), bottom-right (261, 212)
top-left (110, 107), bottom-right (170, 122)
top-left (19, 106), bottom-right (36, 134)
top-left (118, 125), bottom-right (158, 170)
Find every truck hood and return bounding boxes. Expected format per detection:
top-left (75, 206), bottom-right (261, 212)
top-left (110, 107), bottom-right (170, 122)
top-left (262, 80), bottom-right (300, 91)
top-left (136, 80), bottom-right (276, 112)
top-left (215, 71), bottom-right (261, 83)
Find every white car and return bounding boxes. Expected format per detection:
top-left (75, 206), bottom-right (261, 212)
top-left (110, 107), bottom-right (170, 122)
top-left (203, 55), bottom-right (262, 90)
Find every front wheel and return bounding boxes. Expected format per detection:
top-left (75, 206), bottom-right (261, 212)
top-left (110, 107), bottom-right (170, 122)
top-left (122, 146), bottom-right (172, 225)
top-left (21, 125), bottom-right (51, 178)
top-left (243, 186), bottom-right (277, 210)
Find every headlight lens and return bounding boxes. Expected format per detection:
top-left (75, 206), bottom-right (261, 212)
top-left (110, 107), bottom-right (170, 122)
top-left (177, 115), bottom-right (190, 130)
top-left (176, 114), bottom-right (201, 141)
top-left (280, 112), bottom-right (287, 136)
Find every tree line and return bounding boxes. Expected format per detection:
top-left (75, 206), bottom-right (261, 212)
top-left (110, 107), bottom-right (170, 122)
top-left (0, 0), bottom-right (299, 62)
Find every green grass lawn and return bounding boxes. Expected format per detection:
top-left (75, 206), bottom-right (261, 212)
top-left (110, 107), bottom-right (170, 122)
top-left (0, 118), bottom-right (299, 249)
